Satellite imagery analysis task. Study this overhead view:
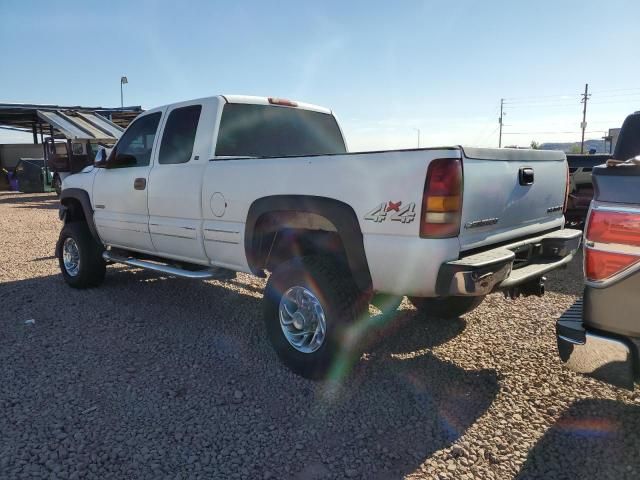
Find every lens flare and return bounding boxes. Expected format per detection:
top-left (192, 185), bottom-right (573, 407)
top-left (556, 417), bottom-right (620, 438)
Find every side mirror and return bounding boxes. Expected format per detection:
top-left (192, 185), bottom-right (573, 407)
top-left (94, 147), bottom-right (108, 168)
top-left (108, 153), bottom-right (137, 169)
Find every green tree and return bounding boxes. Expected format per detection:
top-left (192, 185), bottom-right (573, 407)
top-left (530, 140), bottom-right (540, 150)
top-left (568, 145), bottom-right (582, 154)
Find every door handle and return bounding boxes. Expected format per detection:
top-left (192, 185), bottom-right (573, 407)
top-left (134, 178), bottom-right (146, 190)
top-left (519, 167), bottom-right (534, 186)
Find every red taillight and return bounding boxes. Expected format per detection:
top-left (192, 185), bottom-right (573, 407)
top-left (585, 249), bottom-right (640, 281)
top-left (586, 210), bottom-right (640, 247)
top-left (584, 209), bottom-right (640, 281)
top-left (420, 158), bottom-right (462, 238)
top-left (268, 97), bottom-right (298, 107)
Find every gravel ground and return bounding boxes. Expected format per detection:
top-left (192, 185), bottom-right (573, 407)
top-left (1, 191), bottom-right (639, 480)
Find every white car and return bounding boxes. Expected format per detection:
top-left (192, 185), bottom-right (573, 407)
top-left (57, 95), bottom-right (581, 378)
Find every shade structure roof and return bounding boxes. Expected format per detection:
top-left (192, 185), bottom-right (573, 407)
top-left (0, 102), bottom-right (143, 142)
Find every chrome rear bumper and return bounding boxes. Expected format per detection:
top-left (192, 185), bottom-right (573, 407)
top-left (556, 299), bottom-right (635, 389)
top-left (436, 228), bottom-right (582, 296)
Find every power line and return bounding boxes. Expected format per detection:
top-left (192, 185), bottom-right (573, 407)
top-left (505, 87), bottom-right (640, 101)
top-left (501, 86), bottom-right (639, 107)
top-left (505, 98), bottom-right (640, 108)
top-left (503, 130), bottom-right (604, 135)
top-left (503, 93), bottom-right (577, 102)
top-left (504, 100), bottom-right (579, 105)
top-left (589, 99), bottom-right (640, 106)
top-left (503, 97), bottom-right (579, 104)
top-left (497, 83), bottom-right (635, 148)
top-left (589, 86), bottom-right (640, 94)
top-left (504, 103), bottom-right (581, 109)
top-left (472, 125), bottom-right (500, 146)
top-left (579, 120), bottom-right (622, 126)
top-left (590, 92), bottom-right (640, 99)
top-left (504, 92), bottom-right (638, 108)
top-left (518, 119), bottom-right (620, 126)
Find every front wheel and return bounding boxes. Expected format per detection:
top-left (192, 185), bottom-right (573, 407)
top-left (263, 256), bottom-right (363, 379)
top-left (58, 222), bottom-right (106, 288)
top-left (409, 295), bottom-right (485, 319)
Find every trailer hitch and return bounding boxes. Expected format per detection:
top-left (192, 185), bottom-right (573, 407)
top-left (504, 276), bottom-right (546, 300)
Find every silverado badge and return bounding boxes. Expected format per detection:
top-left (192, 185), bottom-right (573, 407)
top-left (464, 217), bottom-right (499, 229)
top-left (365, 201), bottom-right (416, 223)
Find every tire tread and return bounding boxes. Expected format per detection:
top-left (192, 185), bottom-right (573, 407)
top-left (263, 255), bottom-right (367, 379)
top-left (58, 222), bottom-right (106, 288)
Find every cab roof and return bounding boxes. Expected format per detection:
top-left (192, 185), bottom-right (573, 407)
top-left (142, 95), bottom-right (333, 117)
top-left (221, 95), bottom-right (332, 115)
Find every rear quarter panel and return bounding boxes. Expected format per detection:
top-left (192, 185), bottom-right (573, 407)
top-left (201, 148), bottom-right (462, 294)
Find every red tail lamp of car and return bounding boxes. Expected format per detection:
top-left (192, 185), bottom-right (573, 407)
top-left (585, 209), bottom-right (640, 281)
top-left (420, 158), bottom-right (463, 238)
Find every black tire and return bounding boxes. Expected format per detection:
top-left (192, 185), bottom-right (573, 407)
top-left (263, 256), bottom-right (364, 379)
top-left (53, 174), bottom-right (62, 196)
top-left (409, 295), bottom-right (485, 319)
top-left (58, 222), bottom-right (106, 288)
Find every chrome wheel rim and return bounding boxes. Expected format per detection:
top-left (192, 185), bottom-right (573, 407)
top-left (62, 237), bottom-right (80, 277)
top-left (279, 286), bottom-right (327, 353)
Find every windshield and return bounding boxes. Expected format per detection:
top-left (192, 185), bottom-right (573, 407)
top-left (215, 103), bottom-right (346, 158)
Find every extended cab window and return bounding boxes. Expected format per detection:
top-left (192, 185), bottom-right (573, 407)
top-left (158, 105), bottom-right (202, 164)
top-left (112, 112), bottom-right (161, 167)
top-left (215, 104), bottom-right (346, 158)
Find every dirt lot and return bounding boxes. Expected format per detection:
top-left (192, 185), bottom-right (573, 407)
top-left (1, 191), bottom-right (639, 480)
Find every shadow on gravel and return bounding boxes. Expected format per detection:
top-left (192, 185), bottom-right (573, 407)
top-left (516, 398), bottom-right (640, 480)
top-left (0, 268), bottom-right (499, 480)
top-left (32, 255), bottom-right (57, 262)
top-left (542, 250), bottom-right (584, 297)
top-left (0, 192), bottom-right (59, 210)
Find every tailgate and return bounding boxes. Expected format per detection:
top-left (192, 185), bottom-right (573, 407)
top-left (459, 147), bottom-right (567, 251)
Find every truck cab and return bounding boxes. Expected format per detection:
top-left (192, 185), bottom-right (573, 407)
top-left (63, 95), bottom-right (347, 263)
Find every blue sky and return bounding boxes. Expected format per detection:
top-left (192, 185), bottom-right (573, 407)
top-left (1, 0), bottom-right (639, 150)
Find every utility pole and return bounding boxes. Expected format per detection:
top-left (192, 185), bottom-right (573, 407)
top-left (413, 128), bottom-right (421, 148)
top-left (498, 98), bottom-right (504, 148)
top-left (580, 83), bottom-right (590, 154)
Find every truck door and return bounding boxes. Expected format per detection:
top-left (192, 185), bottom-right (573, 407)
top-left (147, 102), bottom-right (209, 263)
top-left (93, 111), bottom-right (162, 253)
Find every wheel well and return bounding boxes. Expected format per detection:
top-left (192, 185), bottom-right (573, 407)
top-left (245, 196), bottom-right (372, 291)
top-left (61, 198), bottom-right (86, 223)
top-left (252, 212), bottom-right (349, 272)
top-left (59, 188), bottom-right (102, 247)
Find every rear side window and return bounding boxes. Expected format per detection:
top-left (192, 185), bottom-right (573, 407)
top-left (215, 103), bottom-right (346, 158)
top-left (158, 105), bottom-right (202, 164)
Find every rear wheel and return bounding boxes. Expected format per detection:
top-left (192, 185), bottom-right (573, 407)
top-left (58, 222), bottom-right (106, 288)
top-left (52, 174), bottom-right (62, 196)
top-left (409, 295), bottom-right (485, 319)
top-left (263, 256), bottom-right (364, 379)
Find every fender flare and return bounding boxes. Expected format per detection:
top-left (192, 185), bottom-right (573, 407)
top-left (245, 195), bottom-right (372, 291)
top-left (59, 188), bottom-right (101, 244)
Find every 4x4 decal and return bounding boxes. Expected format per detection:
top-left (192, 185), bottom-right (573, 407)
top-left (364, 201), bottom-right (416, 223)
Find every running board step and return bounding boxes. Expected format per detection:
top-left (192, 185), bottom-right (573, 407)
top-left (102, 251), bottom-right (234, 280)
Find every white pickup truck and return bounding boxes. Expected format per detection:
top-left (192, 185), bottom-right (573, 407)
top-left (57, 95), bottom-right (581, 378)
